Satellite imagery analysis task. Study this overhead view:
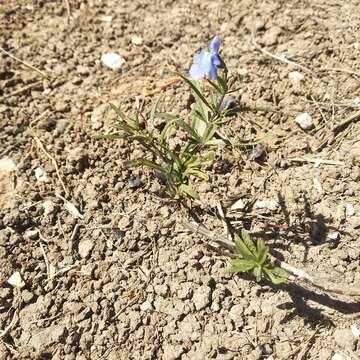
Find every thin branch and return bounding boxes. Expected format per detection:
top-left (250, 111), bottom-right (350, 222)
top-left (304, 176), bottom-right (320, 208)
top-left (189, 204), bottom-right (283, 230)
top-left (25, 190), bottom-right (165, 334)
top-left (251, 35), bottom-right (316, 77)
top-left (32, 134), bottom-right (69, 196)
top-left (0, 46), bottom-right (47, 78)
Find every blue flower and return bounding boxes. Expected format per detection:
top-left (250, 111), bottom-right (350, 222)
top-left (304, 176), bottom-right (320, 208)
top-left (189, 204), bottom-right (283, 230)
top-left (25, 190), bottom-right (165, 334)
top-left (189, 36), bottom-right (222, 81)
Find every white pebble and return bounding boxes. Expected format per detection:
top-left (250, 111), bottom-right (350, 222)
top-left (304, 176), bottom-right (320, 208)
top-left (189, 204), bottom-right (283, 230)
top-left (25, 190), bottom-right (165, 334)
top-left (254, 199), bottom-right (278, 211)
top-left (295, 112), bottom-right (314, 130)
top-left (101, 52), bottom-right (126, 70)
top-left (288, 71), bottom-right (304, 86)
top-left (346, 203), bottom-right (355, 216)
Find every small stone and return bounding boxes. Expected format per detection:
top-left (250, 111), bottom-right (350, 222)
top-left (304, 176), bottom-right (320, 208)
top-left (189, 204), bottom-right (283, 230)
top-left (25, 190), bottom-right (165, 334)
top-left (348, 216), bottom-right (360, 229)
top-left (162, 343), bottom-right (184, 360)
top-left (129, 175), bottom-right (141, 188)
top-left (154, 284), bottom-right (168, 297)
top-left (350, 324), bottom-right (360, 338)
top-left (193, 285), bottom-right (211, 311)
top-left (230, 199), bottom-right (246, 211)
top-left (275, 342), bottom-right (292, 357)
top-left (43, 200), bottom-right (55, 216)
top-left (24, 229), bottom-right (39, 240)
top-left (78, 239), bottom-right (94, 259)
top-left (332, 353), bottom-right (345, 360)
top-left (295, 112), bottom-right (314, 130)
top-left (101, 53), bottom-right (126, 70)
top-left (140, 301), bottom-right (153, 312)
top-left (288, 71), bottom-right (305, 86)
top-left (177, 282), bottom-right (193, 300)
top-left (333, 327), bottom-right (355, 348)
top-left (254, 199), bottom-right (278, 211)
top-left (346, 203), bottom-right (355, 216)
top-left (131, 35), bottom-right (143, 45)
top-left (229, 304), bottom-right (245, 327)
top-left (34, 167), bottom-right (47, 182)
top-left (56, 119), bottom-right (70, 133)
top-left (0, 157), bottom-right (17, 171)
top-left (22, 289), bottom-right (35, 303)
top-left (328, 232), bottom-right (340, 241)
top-left (7, 271), bottom-right (25, 289)
top-left (318, 348), bottom-right (332, 360)
top-left (262, 26), bottom-right (282, 46)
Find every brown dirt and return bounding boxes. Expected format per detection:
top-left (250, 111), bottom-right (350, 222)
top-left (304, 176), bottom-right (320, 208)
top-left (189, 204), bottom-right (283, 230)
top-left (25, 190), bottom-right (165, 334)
top-left (1, 0), bottom-right (360, 359)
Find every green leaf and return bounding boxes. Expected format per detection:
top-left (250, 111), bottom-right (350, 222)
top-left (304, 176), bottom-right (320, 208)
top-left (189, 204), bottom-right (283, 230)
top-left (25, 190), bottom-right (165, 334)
top-left (94, 133), bottom-right (123, 140)
top-left (256, 239), bottom-right (268, 265)
top-left (263, 267), bottom-right (288, 285)
top-left (234, 235), bottom-right (256, 261)
top-left (113, 121), bottom-right (133, 133)
top-left (149, 96), bottom-right (163, 132)
top-left (217, 75), bottom-right (229, 94)
top-left (204, 138), bottom-right (228, 146)
top-left (241, 229), bottom-right (257, 256)
top-left (110, 103), bottom-right (127, 122)
top-left (179, 184), bottom-right (200, 200)
top-left (172, 118), bottom-right (201, 142)
top-left (253, 266), bottom-right (262, 282)
top-left (224, 259), bottom-right (255, 273)
top-left (207, 79), bottom-right (224, 95)
top-left (126, 159), bottom-right (164, 172)
top-left (177, 73), bottom-right (213, 111)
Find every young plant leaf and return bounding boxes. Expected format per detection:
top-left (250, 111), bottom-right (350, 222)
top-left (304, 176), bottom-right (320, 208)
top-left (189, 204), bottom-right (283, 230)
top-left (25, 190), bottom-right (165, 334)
top-left (179, 184), bottom-right (200, 200)
top-left (177, 73), bottom-right (213, 111)
top-left (225, 259), bottom-right (255, 273)
top-left (110, 103), bottom-right (127, 122)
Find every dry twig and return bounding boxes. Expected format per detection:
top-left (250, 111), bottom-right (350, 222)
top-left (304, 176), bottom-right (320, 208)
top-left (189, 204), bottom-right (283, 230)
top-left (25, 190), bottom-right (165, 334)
top-left (1, 80), bottom-right (43, 100)
top-left (251, 35), bottom-right (316, 77)
top-left (32, 135), bottom-right (69, 196)
top-left (0, 46), bottom-right (47, 78)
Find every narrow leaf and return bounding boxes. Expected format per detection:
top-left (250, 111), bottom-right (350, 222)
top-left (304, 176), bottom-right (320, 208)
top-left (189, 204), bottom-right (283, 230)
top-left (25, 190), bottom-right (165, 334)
top-left (177, 73), bottom-right (213, 111)
top-left (179, 184), bottom-right (200, 200)
top-left (224, 259), bottom-right (255, 273)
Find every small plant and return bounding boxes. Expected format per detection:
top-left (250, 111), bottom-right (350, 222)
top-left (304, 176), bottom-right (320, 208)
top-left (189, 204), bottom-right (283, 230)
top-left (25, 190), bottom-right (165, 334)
top-left (225, 229), bottom-right (288, 285)
top-left (100, 36), bottom-right (240, 201)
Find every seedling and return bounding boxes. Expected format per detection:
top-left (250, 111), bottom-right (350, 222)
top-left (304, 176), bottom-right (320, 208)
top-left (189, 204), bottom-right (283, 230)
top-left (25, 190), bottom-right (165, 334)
top-left (225, 229), bottom-right (288, 285)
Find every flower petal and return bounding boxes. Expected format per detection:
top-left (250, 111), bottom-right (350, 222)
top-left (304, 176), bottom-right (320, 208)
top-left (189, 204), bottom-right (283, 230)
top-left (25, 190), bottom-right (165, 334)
top-left (210, 36), bottom-right (221, 54)
top-left (189, 51), bottom-right (212, 80)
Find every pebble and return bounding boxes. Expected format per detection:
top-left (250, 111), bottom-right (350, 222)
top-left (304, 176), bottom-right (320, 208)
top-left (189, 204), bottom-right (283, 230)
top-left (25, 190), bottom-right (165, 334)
top-left (101, 53), bottom-right (126, 70)
top-left (0, 157), bottom-right (17, 171)
top-left (254, 199), bottom-right (278, 211)
top-left (295, 112), bottom-right (314, 130)
top-left (140, 300), bottom-right (153, 312)
top-left (193, 285), bottom-right (211, 311)
top-left (78, 239), bottom-right (94, 259)
top-left (288, 71), bottom-right (305, 86)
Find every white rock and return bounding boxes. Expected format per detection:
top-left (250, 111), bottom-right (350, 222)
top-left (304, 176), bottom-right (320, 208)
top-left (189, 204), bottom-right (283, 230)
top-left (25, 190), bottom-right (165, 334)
top-left (140, 300), bottom-right (154, 312)
top-left (230, 199), bottom-right (246, 211)
top-left (254, 199), bottom-right (278, 211)
top-left (328, 232), bottom-right (339, 241)
top-left (131, 35), bottom-right (143, 45)
top-left (346, 203), bottom-right (355, 216)
top-left (43, 200), bottom-right (55, 216)
top-left (0, 157), bottom-right (17, 171)
top-left (295, 112), bottom-right (314, 130)
top-left (351, 324), bottom-right (360, 338)
top-left (101, 52), bottom-right (126, 70)
top-left (7, 271), bottom-right (25, 289)
top-left (78, 239), bottom-right (94, 259)
top-left (288, 71), bottom-right (304, 86)
top-left (100, 15), bottom-right (112, 22)
top-left (34, 167), bottom-right (47, 182)
top-left (332, 353), bottom-right (345, 360)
